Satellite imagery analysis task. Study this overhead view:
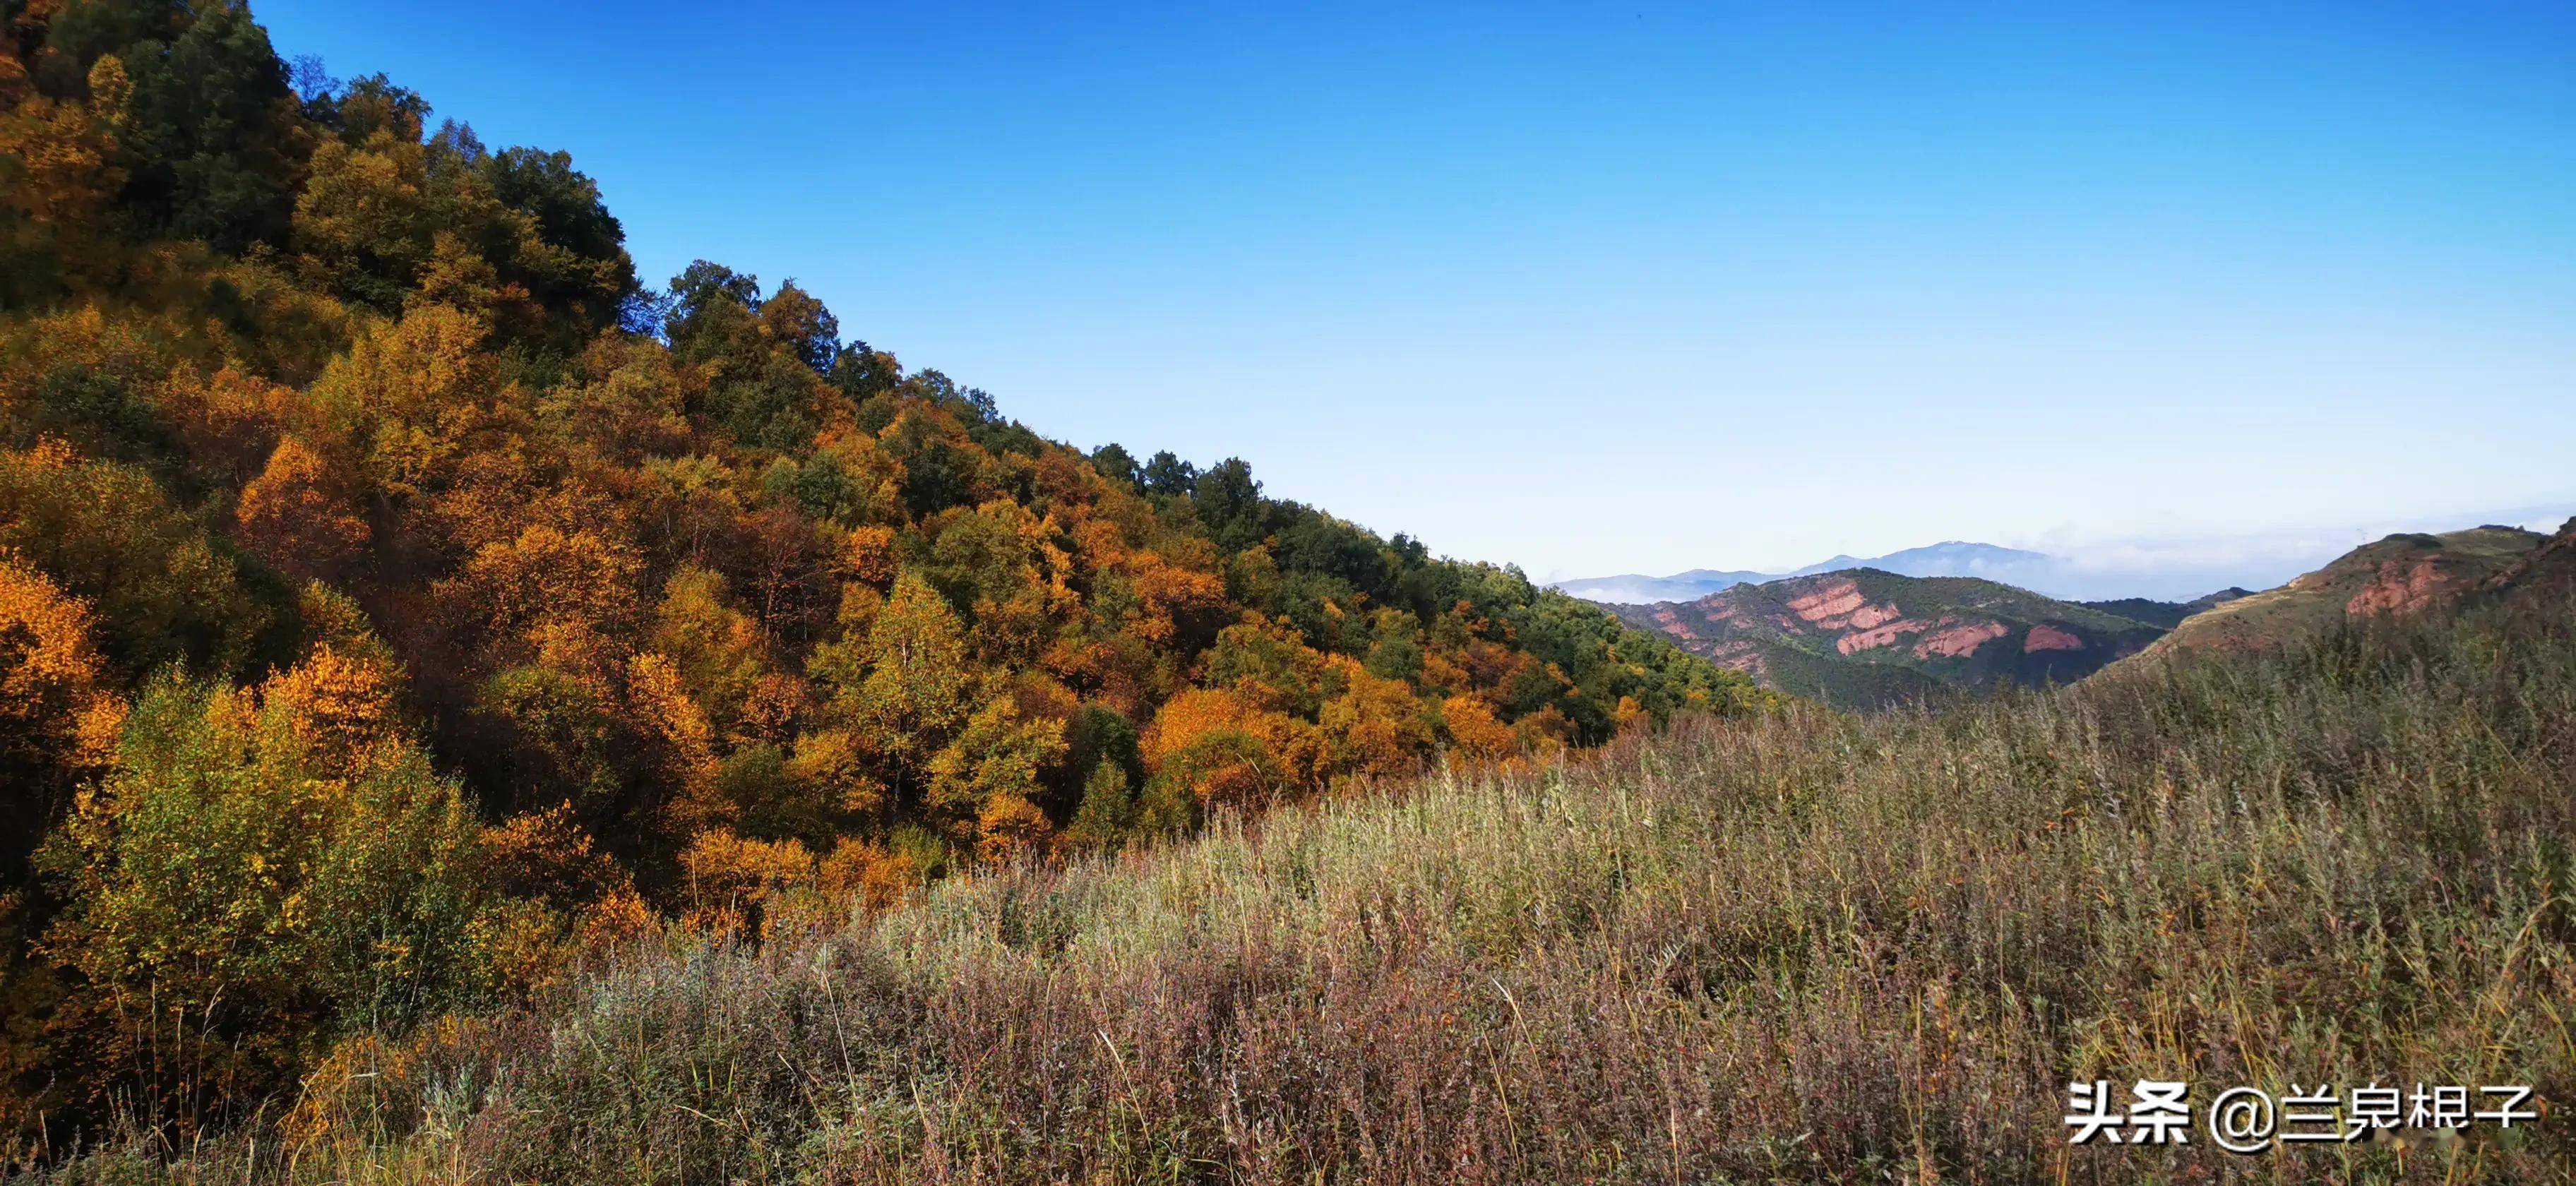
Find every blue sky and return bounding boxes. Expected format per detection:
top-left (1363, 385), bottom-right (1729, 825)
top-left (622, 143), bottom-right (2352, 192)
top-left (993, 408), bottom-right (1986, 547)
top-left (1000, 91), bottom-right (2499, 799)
top-left (253, 1), bottom-right (2575, 586)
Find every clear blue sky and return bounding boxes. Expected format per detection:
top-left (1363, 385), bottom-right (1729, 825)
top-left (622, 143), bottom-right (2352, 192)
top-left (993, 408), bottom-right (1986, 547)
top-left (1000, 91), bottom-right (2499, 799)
top-left (254, 1), bottom-right (2575, 583)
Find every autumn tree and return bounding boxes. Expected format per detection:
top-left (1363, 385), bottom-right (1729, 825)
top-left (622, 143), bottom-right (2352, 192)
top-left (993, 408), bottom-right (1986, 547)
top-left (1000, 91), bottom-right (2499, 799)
top-left (1140, 687), bottom-right (1306, 813)
top-left (234, 434), bottom-right (369, 580)
top-left (0, 67), bottom-right (129, 294)
top-left (40, 663), bottom-right (497, 1121)
top-left (1438, 693), bottom-right (1517, 765)
top-left (813, 571), bottom-right (972, 801)
top-left (648, 564), bottom-right (770, 741)
top-left (293, 124), bottom-right (434, 311)
top-left (676, 828), bottom-right (813, 935)
top-left (0, 441), bottom-right (274, 677)
top-left (925, 695), bottom-right (1064, 856)
top-left (306, 301), bottom-right (506, 498)
top-left (0, 551), bottom-right (123, 880)
top-left (1315, 655), bottom-right (1436, 785)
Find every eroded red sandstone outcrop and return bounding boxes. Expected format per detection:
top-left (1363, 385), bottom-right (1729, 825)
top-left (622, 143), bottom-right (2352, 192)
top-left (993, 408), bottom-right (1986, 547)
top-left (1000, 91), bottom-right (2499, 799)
top-left (1786, 580), bottom-right (1866, 625)
top-left (1914, 620), bottom-right (2008, 659)
top-left (2023, 624), bottom-right (2083, 652)
top-left (1706, 640), bottom-right (1766, 676)
top-left (2346, 557), bottom-right (2452, 618)
top-left (1832, 613), bottom-right (2011, 659)
top-left (1837, 618), bottom-right (1930, 655)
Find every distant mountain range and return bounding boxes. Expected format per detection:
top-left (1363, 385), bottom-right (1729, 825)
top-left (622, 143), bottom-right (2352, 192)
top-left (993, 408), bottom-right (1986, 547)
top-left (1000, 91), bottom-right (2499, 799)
top-left (1555, 541), bottom-right (2065, 604)
top-left (1605, 568), bottom-right (2223, 709)
top-left (1552, 508), bottom-right (2576, 603)
top-left (1604, 519), bottom-right (2576, 710)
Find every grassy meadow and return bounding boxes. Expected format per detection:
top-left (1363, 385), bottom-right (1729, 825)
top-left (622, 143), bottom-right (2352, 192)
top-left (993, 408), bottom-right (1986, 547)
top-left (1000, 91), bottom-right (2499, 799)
top-left (29, 594), bottom-right (2576, 1185)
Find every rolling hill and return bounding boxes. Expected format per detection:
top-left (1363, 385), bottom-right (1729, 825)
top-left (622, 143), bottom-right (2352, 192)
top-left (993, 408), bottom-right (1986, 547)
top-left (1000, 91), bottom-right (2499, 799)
top-left (2075, 587), bottom-right (2252, 629)
top-left (1607, 568), bottom-right (2181, 708)
top-left (2481, 515), bottom-right (2576, 601)
top-left (2123, 524), bottom-right (2551, 662)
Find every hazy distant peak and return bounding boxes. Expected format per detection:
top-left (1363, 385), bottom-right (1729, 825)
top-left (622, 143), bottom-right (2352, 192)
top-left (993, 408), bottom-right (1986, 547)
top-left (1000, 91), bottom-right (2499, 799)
top-left (1554, 542), bottom-right (2062, 604)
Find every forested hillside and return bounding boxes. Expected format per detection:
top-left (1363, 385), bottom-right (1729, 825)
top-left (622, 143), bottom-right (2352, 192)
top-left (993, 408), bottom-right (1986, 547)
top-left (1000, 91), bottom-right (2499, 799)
top-left (44, 519), bottom-right (2576, 1183)
top-left (0, 0), bottom-right (1767, 1148)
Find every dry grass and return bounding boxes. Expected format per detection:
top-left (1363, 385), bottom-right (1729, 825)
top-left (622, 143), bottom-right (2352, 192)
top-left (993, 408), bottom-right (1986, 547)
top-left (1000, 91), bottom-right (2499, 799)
top-left (30, 597), bottom-right (2576, 1184)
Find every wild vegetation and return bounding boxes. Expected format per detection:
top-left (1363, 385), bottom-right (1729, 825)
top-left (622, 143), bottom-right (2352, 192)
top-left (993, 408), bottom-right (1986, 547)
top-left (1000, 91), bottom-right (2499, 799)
top-left (0, 0), bottom-right (1766, 1157)
top-left (27, 558), bottom-right (2575, 1183)
top-left (8, 4), bottom-right (2572, 1182)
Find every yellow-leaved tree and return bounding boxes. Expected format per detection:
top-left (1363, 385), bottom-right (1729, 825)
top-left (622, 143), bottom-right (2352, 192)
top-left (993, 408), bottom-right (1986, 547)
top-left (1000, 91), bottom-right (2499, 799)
top-left (37, 642), bottom-right (499, 1124)
top-left (0, 550), bottom-right (124, 879)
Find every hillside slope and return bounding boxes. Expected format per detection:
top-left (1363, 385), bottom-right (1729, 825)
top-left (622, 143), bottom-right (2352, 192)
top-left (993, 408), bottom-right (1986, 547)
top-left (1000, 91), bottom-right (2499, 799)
top-left (71, 572), bottom-right (2576, 1183)
top-left (1611, 568), bottom-right (2174, 708)
top-left (2123, 525), bottom-right (2546, 663)
top-left (2479, 516), bottom-right (2576, 601)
